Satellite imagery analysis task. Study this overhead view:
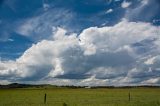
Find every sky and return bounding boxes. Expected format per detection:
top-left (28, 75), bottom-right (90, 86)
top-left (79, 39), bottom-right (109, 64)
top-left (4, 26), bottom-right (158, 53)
top-left (0, 0), bottom-right (160, 86)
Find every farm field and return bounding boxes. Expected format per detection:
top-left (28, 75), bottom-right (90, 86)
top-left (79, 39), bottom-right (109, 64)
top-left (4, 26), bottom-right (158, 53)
top-left (0, 88), bottom-right (160, 106)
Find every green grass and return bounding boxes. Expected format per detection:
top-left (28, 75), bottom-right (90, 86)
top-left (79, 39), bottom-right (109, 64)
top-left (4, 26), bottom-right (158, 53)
top-left (0, 88), bottom-right (160, 106)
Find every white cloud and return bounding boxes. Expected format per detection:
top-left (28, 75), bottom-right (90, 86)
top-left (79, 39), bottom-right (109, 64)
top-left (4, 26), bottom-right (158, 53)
top-left (0, 60), bottom-right (22, 78)
top-left (105, 9), bottom-right (113, 14)
top-left (124, 0), bottom-right (160, 22)
top-left (141, 78), bottom-right (160, 84)
top-left (141, 0), bottom-right (149, 6)
top-left (16, 9), bottom-right (74, 41)
top-left (144, 56), bottom-right (157, 65)
top-left (79, 75), bottom-right (108, 86)
top-left (121, 1), bottom-right (132, 8)
top-left (0, 80), bottom-right (10, 85)
top-left (79, 20), bottom-right (158, 52)
top-left (1, 20), bottom-right (160, 85)
top-left (8, 39), bottom-right (14, 42)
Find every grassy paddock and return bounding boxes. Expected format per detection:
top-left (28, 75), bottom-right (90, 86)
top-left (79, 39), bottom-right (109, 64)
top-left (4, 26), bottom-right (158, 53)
top-left (0, 88), bottom-right (160, 106)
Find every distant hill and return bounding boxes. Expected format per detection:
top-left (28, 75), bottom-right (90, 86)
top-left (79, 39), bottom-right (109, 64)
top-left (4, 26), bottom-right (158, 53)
top-left (0, 83), bottom-right (57, 89)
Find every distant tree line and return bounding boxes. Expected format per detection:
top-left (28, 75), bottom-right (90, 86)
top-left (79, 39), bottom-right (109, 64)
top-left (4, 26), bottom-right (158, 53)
top-left (0, 83), bottom-right (159, 89)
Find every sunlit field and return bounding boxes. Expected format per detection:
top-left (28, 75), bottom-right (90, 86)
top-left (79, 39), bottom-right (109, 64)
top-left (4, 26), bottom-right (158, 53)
top-left (0, 88), bottom-right (160, 106)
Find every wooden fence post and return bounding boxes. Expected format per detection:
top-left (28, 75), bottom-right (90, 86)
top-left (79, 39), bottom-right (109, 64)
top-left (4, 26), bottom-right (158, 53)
top-left (44, 93), bottom-right (47, 104)
top-left (128, 92), bottom-right (131, 101)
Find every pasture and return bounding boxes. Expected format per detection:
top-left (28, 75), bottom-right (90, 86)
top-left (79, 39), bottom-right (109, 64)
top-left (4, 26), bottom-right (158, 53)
top-left (0, 87), bottom-right (160, 106)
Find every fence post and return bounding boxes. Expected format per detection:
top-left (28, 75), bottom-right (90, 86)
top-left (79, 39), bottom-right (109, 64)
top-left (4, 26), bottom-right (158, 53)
top-left (128, 92), bottom-right (131, 101)
top-left (44, 93), bottom-right (47, 104)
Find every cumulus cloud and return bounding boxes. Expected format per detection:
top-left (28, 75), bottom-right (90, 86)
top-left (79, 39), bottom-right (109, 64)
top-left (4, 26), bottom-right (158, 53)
top-left (1, 20), bottom-right (160, 86)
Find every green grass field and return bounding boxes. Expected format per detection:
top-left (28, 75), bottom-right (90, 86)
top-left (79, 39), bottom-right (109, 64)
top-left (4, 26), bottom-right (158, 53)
top-left (0, 88), bottom-right (160, 106)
